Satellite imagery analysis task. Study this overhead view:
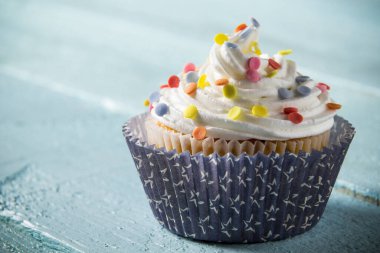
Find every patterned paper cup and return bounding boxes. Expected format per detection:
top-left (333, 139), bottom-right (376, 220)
top-left (122, 113), bottom-right (355, 243)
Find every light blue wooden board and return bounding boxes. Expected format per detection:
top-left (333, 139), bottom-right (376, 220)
top-left (0, 0), bottom-right (380, 251)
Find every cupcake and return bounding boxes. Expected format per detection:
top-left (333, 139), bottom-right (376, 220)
top-left (123, 17), bottom-right (355, 243)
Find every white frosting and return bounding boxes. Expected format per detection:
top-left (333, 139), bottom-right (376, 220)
top-left (150, 23), bottom-right (336, 141)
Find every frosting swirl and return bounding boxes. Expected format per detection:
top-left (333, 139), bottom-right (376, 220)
top-left (149, 18), bottom-right (337, 141)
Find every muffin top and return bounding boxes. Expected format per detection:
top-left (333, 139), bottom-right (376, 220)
top-left (146, 18), bottom-right (341, 141)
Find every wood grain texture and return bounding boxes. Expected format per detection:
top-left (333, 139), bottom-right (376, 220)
top-left (0, 0), bottom-right (380, 251)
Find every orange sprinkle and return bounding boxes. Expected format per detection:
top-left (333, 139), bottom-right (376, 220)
top-left (234, 23), bottom-right (247, 33)
top-left (192, 126), bottom-right (207, 140)
top-left (327, 103), bottom-right (342, 110)
top-left (215, 78), bottom-right (229, 86)
top-left (185, 82), bottom-right (197, 96)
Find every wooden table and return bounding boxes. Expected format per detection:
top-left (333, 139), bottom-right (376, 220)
top-left (1, 0), bottom-right (379, 252)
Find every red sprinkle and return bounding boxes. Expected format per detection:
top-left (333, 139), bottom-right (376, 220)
top-left (283, 107), bottom-right (298, 114)
top-left (160, 84), bottom-right (169, 89)
top-left (288, 112), bottom-right (303, 124)
top-left (234, 23), bottom-right (248, 33)
top-left (183, 63), bottom-right (196, 73)
top-left (268, 59), bottom-right (281, 70)
top-left (316, 82), bottom-right (330, 93)
top-left (168, 75), bottom-right (180, 88)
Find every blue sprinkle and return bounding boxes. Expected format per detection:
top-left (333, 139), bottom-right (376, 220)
top-left (295, 75), bottom-right (310, 85)
top-left (186, 71), bottom-right (199, 83)
top-left (149, 91), bottom-right (160, 103)
top-left (155, 103), bottom-right (169, 116)
top-left (296, 86), bottom-right (311, 97)
top-left (225, 42), bottom-right (238, 49)
top-left (251, 17), bottom-right (260, 28)
top-left (278, 88), bottom-right (293, 100)
top-left (239, 27), bottom-right (253, 40)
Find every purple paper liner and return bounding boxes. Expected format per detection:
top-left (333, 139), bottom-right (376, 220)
top-left (123, 113), bottom-right (355, 243)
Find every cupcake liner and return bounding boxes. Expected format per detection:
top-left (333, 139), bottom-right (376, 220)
top-left (144, 116), bottom-right (330, 156)
top-left (122, 113), bottom-right (355, 243)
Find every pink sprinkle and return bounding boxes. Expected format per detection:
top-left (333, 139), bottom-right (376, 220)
top-left (248, 57), bottom-right (260, 70)
top-left (316, 83), bottom-right (329, 93)
top-left (183, 63), bottom-right (196, 73)
top-left (149, 104), bottom-right (154, 112)
top-left (247, 70), bottom-right (261, 83)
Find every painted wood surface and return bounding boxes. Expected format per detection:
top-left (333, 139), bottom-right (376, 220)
top-left (0, 0), bottom-right (379, 252)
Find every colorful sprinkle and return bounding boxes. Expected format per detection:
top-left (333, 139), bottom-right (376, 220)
top-left (239, 27), bottom-right (252, 39)
top-left (225, 42), bottom-right (238, 49)
top-left (277, 49), bottom-right (293, 56)
top-left (168, 75), bottom-right (180, 88)
top-left (215, 78), bottom-right (229, 86)
top-left (326, 103), bottom-right (342, 110)
top-left (247, 70), bottom-right (261, 82)
top-left (183, 63), bottom-right (196, 73)
top-left (183, 104), bottom-right (198, 119)
top-left (248, 57), bottom-right (260, 70)
top-left (197, 74), bottom-right (210, 89)
top-left (288, 112), bottom-right (303, 124)
top-left (283, 107), bottom-right (298, 114)
top-left (316, 82), bottom-right (331, 93)
top-left (149, 91), bottom-right (160, 103)
top-left (144, 99), bottom-right (150, 107)
top-left (214, 33), bottom-right (228, 45)
top-left (251, 17), bottom-right (260, 28)
top-left (149, 104), bottom-right (153, 112)
top-left (254, 47), bottom-right (262, 56)
top-left (266, 70), bottom-right (278, 78)
top-left (155, 103), bottom-right (169, 116)
top-left (268, 59), bottom-right (281, 70)
top-left (192, 126), bottom-right (207, 140)
top-left (278, 88), bottom-right (293, 100)
top-left (249, 41), bottom-right (262, 55)
top-left (186, 71), bottom-right (199, 83)
top-left (223, 84), bottom-right (237, 99)
top-left (160, 84), bottom-right (169, 89)
top-left (251, 105), bottom-right (269, 118)
top-left (295, 75), bottom-right (310, 85)
top-left (316, 84), bottom-right (328, 93)
top-left (296, 85), bottom-right (311, 97)
top-left (185, 82), bottom-right (197, 96)
top-left (234, 23), bottom-right (247, 33)
top-left (227, 106), bottom-right (243, 120)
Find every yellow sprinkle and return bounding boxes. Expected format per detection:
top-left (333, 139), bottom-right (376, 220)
top-left (227, 106), bottom-right (243, 121)
top-left (144, 99), bottom-right (150, 107)
top-left (197, 74), bottom-right (210, 89)
top-left (198, 82), bottom-right (210, 90)
top-left (214, 33), bottom-right (228, 45)
top-left (222, 84), bottom-right (237, 99)
top-left (183, 104), bottom-right (198, 120)
top-left (248, 41), bottom-right (262, 55)
top-left (278, 49), bottom-right (293, 56)
top-left (266, 70), bottom-right (278, 78)
top-left (251, 105), bottom-right (269, 118)
top-left (254, 47), bottom-right (262, 56)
